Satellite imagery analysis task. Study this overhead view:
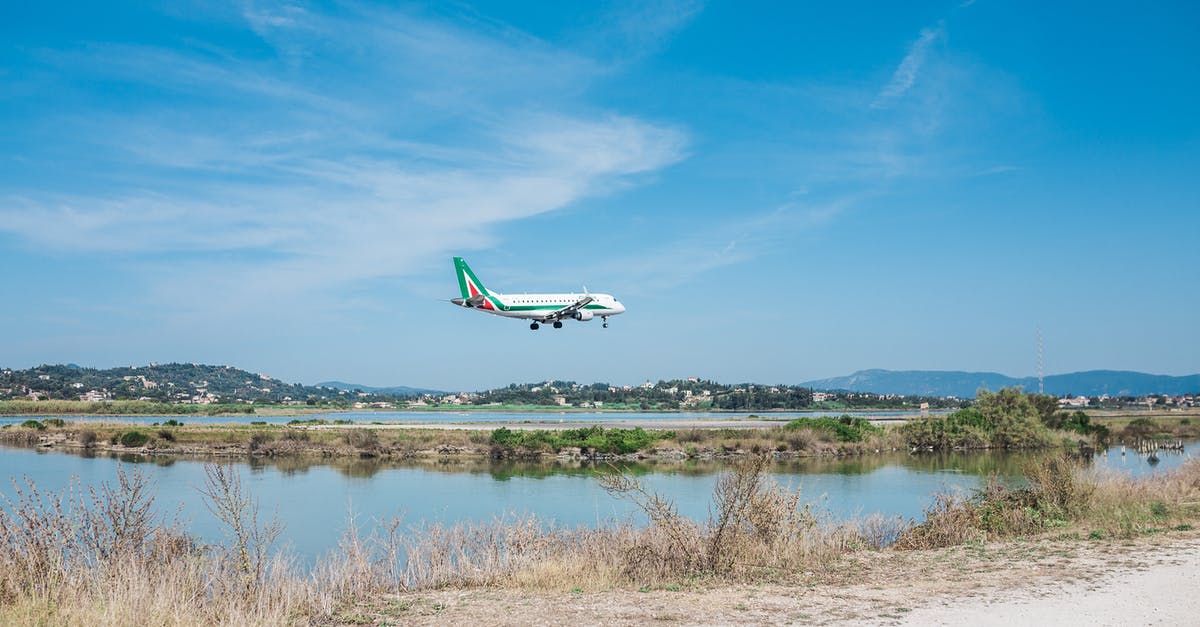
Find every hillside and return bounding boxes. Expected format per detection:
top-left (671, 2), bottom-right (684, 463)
top-left (802, 369), bottom-right (1200, 398)
top-left (0, 363), bottom-right (420, 403)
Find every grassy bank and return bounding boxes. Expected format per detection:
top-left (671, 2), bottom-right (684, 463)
top-left (0, 417), bottom-right (917, 461)
top-left (2, 452), bottom-right (1198, 625)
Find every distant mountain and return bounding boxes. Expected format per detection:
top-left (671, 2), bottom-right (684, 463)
top-left (314, 381), bottom-right (443, 397)
top-left (802, 369), bottom-right (1200, 398)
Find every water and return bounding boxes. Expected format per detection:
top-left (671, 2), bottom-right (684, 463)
top-left (0, 409), bottom-right (938, 427)
top-left (0, 442), bottom-right (1192, 565)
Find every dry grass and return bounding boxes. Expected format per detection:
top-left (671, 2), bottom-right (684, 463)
top-left (896, 455), bottom-right (1200, 550)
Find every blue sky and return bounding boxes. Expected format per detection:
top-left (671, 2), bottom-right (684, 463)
top-left (2, 1), bottom-right (1197, 390)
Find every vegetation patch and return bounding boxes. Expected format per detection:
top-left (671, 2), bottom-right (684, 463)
top-left (783, 415), bottom-right (879, 442)
top-left (119, 431), bottom-right (150, 448)
top-left (489, 426), bottom-right (672, 455)
top-left (901, 388), bottom-right (1064, 450)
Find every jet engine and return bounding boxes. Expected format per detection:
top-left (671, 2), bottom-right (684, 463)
top-left (573, 310), bottom-right (594, 321)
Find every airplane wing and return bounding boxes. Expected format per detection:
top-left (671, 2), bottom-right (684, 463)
top-left (538, 295), bottom-right (594, 322)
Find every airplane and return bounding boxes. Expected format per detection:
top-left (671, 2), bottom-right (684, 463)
top-left (449, 257), bottom-right (625, 330)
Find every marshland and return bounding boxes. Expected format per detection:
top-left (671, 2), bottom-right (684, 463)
top-left (2, 390), bottom-right (1199, 624)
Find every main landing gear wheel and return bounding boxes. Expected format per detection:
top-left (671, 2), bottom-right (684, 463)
top-left (553, 321), bottom-right (563, 329)
top-left (530, 322), bottom-right (539, 330)
top-left (602, 316), bottom-right (609, 328)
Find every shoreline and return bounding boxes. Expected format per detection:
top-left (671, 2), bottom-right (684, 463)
top-left (3, 409), bottom-right (1194, 463)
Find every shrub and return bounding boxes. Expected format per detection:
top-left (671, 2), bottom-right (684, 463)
top-left (783, 415), bottom-right (878, 442)
top-left (20, 420), bottom-right (46, 430)
top-left (901, 388), bottom-right (1054, 450)
top-left (120, 431), bottom-right (149, 447)
top-left (157, 430), bottom-right (176, 442)
top-left (248, 432), bottom-right (274, 451)
top-left (343, 429), bottom-right (380, 450)
top-left (44, 418), bottom-right (66, 428)
top-left (1122, 418), bottom-right (1161, 440)
top-left (78, 430), bottom-right (98, 447)
top-left (163, 419), bottom-right (183, 427)
top-left (281, 429), bottom-right (310, 442)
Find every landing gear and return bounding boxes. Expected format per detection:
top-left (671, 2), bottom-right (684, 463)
top-left (530, 322), bottom-right (539, 330)
top-left (602, 316), bottom-right (609, 328)
top-left (553, 321), bottom-right (563, 329)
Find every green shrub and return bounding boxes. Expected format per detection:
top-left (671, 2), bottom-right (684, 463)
top-left (163, 419), bottom-right (183, 427)
top-left (20, 420), bottom-right (46, 430)
top-left (158, 429), bottom-right (176, 442)
top-left (119, 431), bottom-right (149, 447)
top-left (902, 388), bottom-right (1052, 450)
top-left (1122, 418), bottom-right (1161, 440)
top-left (44, 418), bottom-right (65, 428)
top-left (784, 415), bottom-right (878, 442)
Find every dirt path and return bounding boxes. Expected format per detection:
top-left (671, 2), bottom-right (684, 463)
top-left (338, 532), bottom-right (1200, 625)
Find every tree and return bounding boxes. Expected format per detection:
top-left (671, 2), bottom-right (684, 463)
top-left (975, 388), bottom-right (1045, 448)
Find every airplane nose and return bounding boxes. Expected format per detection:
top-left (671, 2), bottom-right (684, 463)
top-left (614, 301), bottom-right (625, 313)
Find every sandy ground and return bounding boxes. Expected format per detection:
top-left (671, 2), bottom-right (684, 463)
top-left (338, 532), bottom-right (1200, 626)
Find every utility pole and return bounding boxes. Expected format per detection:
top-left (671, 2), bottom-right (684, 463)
top-left (1037, 327), bottom-right (1044, 395)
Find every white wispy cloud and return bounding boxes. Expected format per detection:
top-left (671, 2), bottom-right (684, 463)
top-left (0, 2), bottom-right (688, 316)
top-left (872, 26), bottom-right (943, 108)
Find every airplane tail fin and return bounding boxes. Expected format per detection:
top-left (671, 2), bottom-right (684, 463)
top-left (454, 257), bottom-right (492, 300)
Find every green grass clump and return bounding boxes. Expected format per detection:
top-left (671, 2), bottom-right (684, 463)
top-left (119, 431), bottom-right (149, 447)
top-left (783, 415), bottom-right (879, 442)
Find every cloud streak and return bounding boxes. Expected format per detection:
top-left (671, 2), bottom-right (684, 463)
top-left (872, 26), bottom-right (943, 108)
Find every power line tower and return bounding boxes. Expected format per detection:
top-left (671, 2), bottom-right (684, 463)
top-left (1037, 327), bottom-right (1044, 395)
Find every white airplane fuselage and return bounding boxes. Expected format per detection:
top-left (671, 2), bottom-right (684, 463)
top-left (463, 292), bottom-right (625, 321)
top-left (450, 257), bottom-right (626, 329)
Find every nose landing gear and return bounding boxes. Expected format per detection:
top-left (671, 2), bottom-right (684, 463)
top-left (601, 316), bottom-right (609, 328)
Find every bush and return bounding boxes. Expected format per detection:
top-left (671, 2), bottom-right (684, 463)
top-left (44, 418), bottom-right (65, 428)
top-left (248, 432), bottom-right (274, 451)
top-left (901, 388), bottom-right (1052, 450)
top-left (119, 431), bottom-right (149, 447)
top-left (78, 430), bottom-right (98, 447)
top-left (784, 415), bottom-right (878, 442)
top-left (162, 419), bottom-right (183, 427)
top-left (157, 429), bottom-right (176, 442)
top-left (20, 420), bottom-right (46, 430)
top-left (343, 429), bottom-right (380, 450)
top-left (281, 429), bottom-right (310, 442)
top-left (1122, 418), bottom-right (1161, 440)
